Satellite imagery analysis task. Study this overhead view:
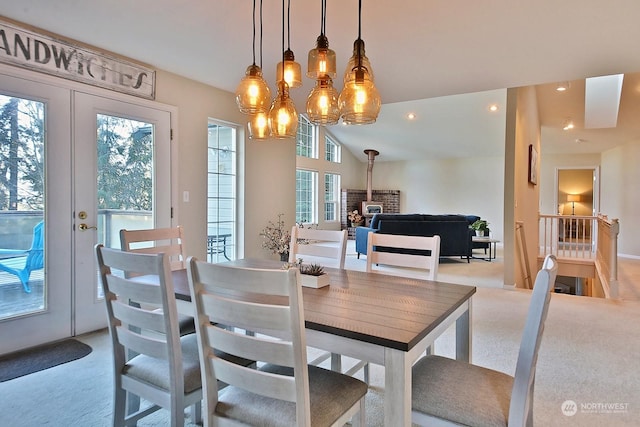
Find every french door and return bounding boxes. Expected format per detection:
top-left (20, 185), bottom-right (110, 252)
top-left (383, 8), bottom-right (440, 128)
top-left (0, 69), bottom-right (172, 354)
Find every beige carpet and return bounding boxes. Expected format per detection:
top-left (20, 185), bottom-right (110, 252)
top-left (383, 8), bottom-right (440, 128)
top-left (1, 244), bottom-right (638, 426)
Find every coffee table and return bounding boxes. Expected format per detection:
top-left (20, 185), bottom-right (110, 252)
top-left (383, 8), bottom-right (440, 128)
top-left (472, 236), bottom-right (499, 261)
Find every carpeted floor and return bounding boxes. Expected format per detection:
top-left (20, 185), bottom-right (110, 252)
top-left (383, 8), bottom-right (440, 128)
top-left (0, 244), bottom-right (638, 426)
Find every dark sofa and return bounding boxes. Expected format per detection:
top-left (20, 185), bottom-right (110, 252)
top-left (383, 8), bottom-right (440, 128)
top-left (355, 214), bottom-right (480, 262)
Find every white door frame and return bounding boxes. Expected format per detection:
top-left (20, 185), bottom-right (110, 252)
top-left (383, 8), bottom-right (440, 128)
top-left (0, 63), bottom-right (178, 352)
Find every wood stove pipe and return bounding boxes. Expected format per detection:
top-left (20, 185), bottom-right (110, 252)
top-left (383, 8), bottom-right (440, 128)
top-left (364, 149), bottom-right (379, 201)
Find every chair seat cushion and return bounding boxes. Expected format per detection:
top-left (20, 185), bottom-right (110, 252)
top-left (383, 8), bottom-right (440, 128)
top-left (124, 333), bottom-right (202, 393)
top-left (215, 364), bottom-right (367, 426)
top-left (124, 334), bottom-right (254, 394)
top-left (412, 355), bottom-right (513, 427)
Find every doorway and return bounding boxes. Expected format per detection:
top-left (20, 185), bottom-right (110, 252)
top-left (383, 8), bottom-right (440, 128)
top-left (0, 70), bottom-right (172, 354)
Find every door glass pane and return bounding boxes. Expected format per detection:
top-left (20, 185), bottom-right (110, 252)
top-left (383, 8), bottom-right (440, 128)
top-left (0, 95), bottom-right (45, 320)
top-left (95, 114), bottom-right (154, 294)
top-left (207, 121), bottom-right (236, 263)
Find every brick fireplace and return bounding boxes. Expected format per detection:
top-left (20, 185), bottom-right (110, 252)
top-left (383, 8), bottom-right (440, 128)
top-left (341, 189), bottom-right (400, 238)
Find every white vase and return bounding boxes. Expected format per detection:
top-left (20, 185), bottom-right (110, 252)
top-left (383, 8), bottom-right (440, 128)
top-left (475, 230), bottom-right (485, 237)
top-left (301, 273), bottom-right (330, 288)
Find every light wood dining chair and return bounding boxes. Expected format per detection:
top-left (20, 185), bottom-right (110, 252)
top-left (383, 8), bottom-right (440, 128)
top-left (288, 226), bottom-right (364, 381)
top-left (411, 254), bottom-right (558, 427)
top-left (119, 226), bottom-right (187, 271)
top-left (95, 245), bottom-right (202, 427)
top-left (366, 231), bottom-right (441, 280)
top-left (187, 258), bottom-right (368, 427)
top-left (288, 226), bottom-right (348, 269)
top-left (120, 226), bottom-right (195, 336)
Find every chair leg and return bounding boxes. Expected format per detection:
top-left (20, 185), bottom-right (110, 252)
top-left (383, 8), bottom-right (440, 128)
top-left (364, 363), bottom-right (370, 385)
top-left (191, 402), bottom-right (202, 424)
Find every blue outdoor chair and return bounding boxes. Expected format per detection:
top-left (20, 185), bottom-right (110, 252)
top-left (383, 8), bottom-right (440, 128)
top-left (0, 221), bottom-right (44, 293)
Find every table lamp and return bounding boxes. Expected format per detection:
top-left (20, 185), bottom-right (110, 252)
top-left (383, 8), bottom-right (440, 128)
top-left (567, 194), bottom-right (581, 215)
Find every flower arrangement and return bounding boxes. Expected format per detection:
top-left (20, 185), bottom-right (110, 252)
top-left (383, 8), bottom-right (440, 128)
top-left (348, 209), bottom-right (363, 225)
top-left (260, 213), bottom-right (291, 257)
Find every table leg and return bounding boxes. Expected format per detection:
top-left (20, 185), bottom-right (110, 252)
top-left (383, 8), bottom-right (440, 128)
top-left (455, 300), bottom-right (472, 362)
top-left (384, 348), bottom-right (411, 426)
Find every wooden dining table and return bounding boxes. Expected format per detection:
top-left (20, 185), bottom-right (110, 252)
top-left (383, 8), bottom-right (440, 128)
top-left (160, 258), bottom-right (476, 426)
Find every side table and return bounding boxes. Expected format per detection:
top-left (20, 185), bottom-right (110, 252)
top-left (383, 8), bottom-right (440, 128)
top-left (471, 236), bottom-right (499, 261)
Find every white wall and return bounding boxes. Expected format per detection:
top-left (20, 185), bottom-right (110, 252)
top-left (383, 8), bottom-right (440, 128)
top-left (601, 141), bottom-right (640, 256)
top-left (368, 157), bottom-right (505, 241)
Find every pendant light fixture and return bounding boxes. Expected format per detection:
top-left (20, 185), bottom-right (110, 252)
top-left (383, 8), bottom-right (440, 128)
top-left (269, 0), bottom-right (298, 138)
top-left (247, 0), bottom-right (270, 140)
top-left (248, 111), bottom-right (270, 139)
top-left (307, 0), bottom-right (336, 79)
top-left (276, 0), bottom-right (302, 88)
top-left (307, 76), bottom-right (340, 125)
top-left (235, 0), bottom-right (271, 115)
top-left (338, 0), bottom-right (381, 125)
top-left (305, 0), bottom-right (339, 125)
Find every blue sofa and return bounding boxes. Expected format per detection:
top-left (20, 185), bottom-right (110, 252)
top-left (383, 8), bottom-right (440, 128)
top-left (355, 214), bottom-right (480, 262)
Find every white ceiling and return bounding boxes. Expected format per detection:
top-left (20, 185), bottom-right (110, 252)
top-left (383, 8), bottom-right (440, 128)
top-left (3, 0), bottom-right (640, 162)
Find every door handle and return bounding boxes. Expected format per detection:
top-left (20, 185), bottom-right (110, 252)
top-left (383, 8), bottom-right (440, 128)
top-left (79, 223), bottom-right (97, 231)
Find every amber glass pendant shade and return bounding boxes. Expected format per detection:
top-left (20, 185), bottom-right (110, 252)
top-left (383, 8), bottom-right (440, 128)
top-left (248, 111), bottom-right (270, 139)
top-left (306, 77), bottom-right (339, 125)
top-left (235, 64), bottom-right (271, 114)
top-left (268, 81), bottom-right (299, 138)
top-left (338, 67), bottom-right (381, 125)
top-left (276, 49), bottom-right (302, 88)
top-left (307, 34), bottom-right (336, 79)
top-left (343, 39), bottom-right (374, 83)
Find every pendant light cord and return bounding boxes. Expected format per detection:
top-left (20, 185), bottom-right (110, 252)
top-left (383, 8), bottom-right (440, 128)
top-left (357, 0), bottom-right (362, 69)
top-left (251, 0), bottom-right (256, 65)
top-left (259, 0), bottom-right (263, 67)
top-left (321, 0), bottom-right (326, 35)
top-left (358, 0), bottom-right (362, 40)
top-left (281, 0), bottom-right (285, 74)
top-left (287, 0), bottom-right (292, 50)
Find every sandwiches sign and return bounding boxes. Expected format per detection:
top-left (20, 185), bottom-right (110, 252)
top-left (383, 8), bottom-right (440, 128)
top-left (0, 18), bottom-right (155, 99)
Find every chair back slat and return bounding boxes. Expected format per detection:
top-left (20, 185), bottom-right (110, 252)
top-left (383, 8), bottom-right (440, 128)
top-left (203, 292), bottom-right (292, 334)
top-left (187, 258), bottom-right (311, 423)
top-left (107, 275), bottom-right (164, 306)
top-left (366, 232), bottom-right (441, 280)
top-left (120, 226), bottom-right (186, 271)
top-left (508, 254), bottom-right (558, 426)
top-left (116, 325), bottom-right (169, 360)
top-left (289, 227), bottom-right (348, 269)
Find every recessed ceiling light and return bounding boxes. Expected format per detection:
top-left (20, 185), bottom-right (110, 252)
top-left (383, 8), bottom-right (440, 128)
top-left (407, 113), bottom-right (416, 120)
top-left (556, 82), bottom-right (570, 92)
top-left (488, 104), bottom-right (499, 112)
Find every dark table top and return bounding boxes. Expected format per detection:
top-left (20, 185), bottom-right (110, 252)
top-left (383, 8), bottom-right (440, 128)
top-left (171, 258), bottom-right (476, 352)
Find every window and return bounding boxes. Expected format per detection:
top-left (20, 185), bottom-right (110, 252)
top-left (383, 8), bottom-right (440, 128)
top-left (296, 115), bottom-right (316, 158)
top-left (296, 169), bottom-right (317, 224)
top-left (325, 135), bottom-right (341, 163)
top-left (207, 121), bottom-right (237, 262)
top-left (324, 173), bottom-right (340, 221)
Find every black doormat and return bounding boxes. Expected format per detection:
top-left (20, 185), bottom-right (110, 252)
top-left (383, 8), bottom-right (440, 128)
top-left (0, 339), bottom-right (92, 382)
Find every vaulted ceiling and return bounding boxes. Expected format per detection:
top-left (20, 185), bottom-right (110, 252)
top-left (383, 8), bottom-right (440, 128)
top-left (3, 1), bottom-right (640, 161)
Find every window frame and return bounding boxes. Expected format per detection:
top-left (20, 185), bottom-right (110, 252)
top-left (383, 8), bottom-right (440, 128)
top-left (206, 120), bottom-right (238, 262)
top-left (295, 168), bottom-right (318, 224)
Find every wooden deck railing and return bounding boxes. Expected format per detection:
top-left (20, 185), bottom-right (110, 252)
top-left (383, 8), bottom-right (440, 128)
top-left (538, 214), bottom-right (619, 298)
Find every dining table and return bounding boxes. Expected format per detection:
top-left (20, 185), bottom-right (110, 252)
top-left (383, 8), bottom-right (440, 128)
top-left (163, 258), bottom-right (476, 427)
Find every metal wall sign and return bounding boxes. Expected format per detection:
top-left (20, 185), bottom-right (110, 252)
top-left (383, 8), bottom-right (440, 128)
top-left (0, 18), bottom-right (156, 99)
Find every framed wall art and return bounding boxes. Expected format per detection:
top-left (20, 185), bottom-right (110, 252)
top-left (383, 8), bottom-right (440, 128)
top-left (528, 144), bottom-right (538, 185)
